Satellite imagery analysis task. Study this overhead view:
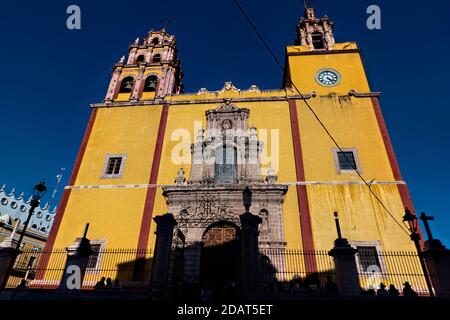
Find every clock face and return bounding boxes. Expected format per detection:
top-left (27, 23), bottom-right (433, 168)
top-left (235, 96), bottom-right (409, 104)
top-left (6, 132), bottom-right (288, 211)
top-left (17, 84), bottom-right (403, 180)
top-left (316, 69), bottom-right (341, 87)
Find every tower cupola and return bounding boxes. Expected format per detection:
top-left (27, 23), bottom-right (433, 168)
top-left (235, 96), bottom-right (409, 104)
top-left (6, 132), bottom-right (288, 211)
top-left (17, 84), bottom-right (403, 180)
top-left (296, 2), bottom-right (335, 50)
top-left (104, 29), bottom-right (183, 102)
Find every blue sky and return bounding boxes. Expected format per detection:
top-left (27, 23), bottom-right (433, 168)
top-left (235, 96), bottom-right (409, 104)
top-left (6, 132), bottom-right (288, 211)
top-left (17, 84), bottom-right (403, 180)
top-left (0, 0), bottom-right (449, 245)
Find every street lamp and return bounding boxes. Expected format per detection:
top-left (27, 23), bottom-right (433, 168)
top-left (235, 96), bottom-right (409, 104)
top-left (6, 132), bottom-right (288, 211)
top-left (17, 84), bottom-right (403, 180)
top-left (15, 181), bottom-right (47, 250)
top-left (402, 207), bottom-right (420, 241)
top-left (0, 181), bottom-right (47, 291)
top-left (402, 207), bottom-right (434, 297)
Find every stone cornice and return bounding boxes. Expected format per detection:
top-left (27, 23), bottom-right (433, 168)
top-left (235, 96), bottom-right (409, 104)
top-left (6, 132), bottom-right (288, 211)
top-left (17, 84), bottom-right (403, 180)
top-left (91, 92), bottom-right (316, 108)
top-left (349, 90), bottom-right (381, 98)
top-left (91, 90), bottom-right (380, 109)
top-left (162, 183), bottom-right (289, 194)
top-left (287, 48), bottom-right (360, 56)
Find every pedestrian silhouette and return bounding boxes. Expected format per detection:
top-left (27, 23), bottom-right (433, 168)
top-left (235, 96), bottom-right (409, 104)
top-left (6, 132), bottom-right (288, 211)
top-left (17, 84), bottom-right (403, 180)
top-left (388, 284), bottom-right (400, 297)
top-left (94, 277), bottom-right (106, 290)
top-left (105, 277), bottom-right (113, 290)
top-left (402, 282), bottom-right (418, 298)
top-left (377, 283), bottom-right (388, 297)
top-left (16, 279), bottom-right (27, 289)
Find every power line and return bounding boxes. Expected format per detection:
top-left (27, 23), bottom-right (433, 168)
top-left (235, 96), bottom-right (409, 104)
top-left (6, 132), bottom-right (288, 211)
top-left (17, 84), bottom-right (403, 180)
top-left (231, 0), bottom-right (410, 236)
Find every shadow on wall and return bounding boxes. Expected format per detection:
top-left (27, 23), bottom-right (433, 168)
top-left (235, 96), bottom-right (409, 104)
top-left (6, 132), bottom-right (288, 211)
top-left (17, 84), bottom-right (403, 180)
top-left (166, 241), bottom-right (338, 302)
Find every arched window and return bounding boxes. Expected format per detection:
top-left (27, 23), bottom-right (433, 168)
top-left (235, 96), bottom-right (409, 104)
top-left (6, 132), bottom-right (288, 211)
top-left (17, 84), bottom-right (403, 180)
top-left (152, 54), bottom-right (161, 63)
top-left (119, 76), bottom-right (134, 93)
top-left (152, 37), bottom-right (159, 45)
top-left (136, 55), bottom-right (145, 64)
top-left (144, 75), bottom-right (158, 92)
top-left (312, 32), bottom-right (325, 49)
top-left (214, 145), bottom-right (237, 185)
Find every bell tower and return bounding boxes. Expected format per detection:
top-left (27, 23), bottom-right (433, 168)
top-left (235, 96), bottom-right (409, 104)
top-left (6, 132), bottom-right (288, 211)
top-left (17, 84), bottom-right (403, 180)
top-left (104, 29), bottom-right (183, 102)
top-left (296, 3), bottom-right (335, 50)
top-left (284, 3), bottom-right (370, 95)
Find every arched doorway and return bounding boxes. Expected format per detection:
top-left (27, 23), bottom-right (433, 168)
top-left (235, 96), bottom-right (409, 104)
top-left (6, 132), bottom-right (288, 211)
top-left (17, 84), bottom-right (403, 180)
top-left (200, 221), bottom-right (241, 293)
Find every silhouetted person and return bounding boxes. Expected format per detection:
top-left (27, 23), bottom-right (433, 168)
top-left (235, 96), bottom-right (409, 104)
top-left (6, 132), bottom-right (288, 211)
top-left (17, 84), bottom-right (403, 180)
top-left (94, 277), bottom-right (106, 290)
top-left (402, 282), bottom-right (418, 298)
top-left (105, 277), bottom-right (113, 290)
top-left (377, 283), bottom-right (388, 298)
top-left (324, 275), bottom-right (338, 295)
top-left (16, 279), bottom-right (27, 289)
top-left (388, 284), bottom-right (400, 297)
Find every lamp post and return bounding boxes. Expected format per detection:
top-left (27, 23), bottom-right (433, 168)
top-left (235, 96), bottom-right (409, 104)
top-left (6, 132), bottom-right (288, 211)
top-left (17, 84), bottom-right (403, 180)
top-left (0, 181), bottom-right (47, 291)
top-left (15, 181), bottom-right (47, 250)
top-left (402, 207), bottom-right (434, 297)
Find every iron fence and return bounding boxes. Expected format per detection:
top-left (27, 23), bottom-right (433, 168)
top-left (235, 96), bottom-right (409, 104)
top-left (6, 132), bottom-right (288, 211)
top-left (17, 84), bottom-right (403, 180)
top-left (6, 248), bottom-right (153, 289)
top-left (259, 249), bottom-right (431, 296)
top-left (259, 249), bottom-right (336, 294)
top-left (6, 248), bottom-right (431, 297)
top-left (356, 250), bottom-right (430, 296)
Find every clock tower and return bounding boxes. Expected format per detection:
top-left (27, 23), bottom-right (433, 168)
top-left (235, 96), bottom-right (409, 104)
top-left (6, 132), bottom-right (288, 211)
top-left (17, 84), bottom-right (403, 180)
top-left (284, 4), bottom-right (371, 95)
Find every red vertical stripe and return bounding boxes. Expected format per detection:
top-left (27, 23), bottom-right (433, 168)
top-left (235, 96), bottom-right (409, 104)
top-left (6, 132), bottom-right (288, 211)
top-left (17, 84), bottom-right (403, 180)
top-left (136, 104), bottom-right (169, 253)
top-left (35, 108), bottom-right (98, 280)
top-left (371, 97), bottom-right (424, 247)
top-left (289, 99), bottom-right (317, 273)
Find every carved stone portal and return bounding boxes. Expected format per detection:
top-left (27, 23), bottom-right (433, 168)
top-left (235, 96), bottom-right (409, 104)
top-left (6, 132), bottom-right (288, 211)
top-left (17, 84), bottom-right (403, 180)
top-left (162, 102), bottom-right (288, 284)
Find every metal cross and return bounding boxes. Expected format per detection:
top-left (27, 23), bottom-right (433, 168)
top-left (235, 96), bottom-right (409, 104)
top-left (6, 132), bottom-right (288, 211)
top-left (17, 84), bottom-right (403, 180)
top-left (420, 212), bottom-right (435, 240)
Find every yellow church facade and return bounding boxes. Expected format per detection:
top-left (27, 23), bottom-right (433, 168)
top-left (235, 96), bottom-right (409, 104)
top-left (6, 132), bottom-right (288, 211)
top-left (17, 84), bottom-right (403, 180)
top-left (36, 6), bottom-right (422, 284)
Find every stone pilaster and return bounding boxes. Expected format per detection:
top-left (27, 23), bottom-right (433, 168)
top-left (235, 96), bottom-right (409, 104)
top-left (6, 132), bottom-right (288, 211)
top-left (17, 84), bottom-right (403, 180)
top-left (105, 67), bottom-right (122, 101)
top-left (328, 238), bottom-right (361, 297)
top-left (422, 239), bottom-right (450, 297)
top-left (59, 236), bottom-right (92, 290)
top-left (130, 66), bottom-right (145, 101)
top-left (0, 236), bottom-right (21, 290)
top-left (182, 241), bottom-right (202, 282)
top-left (240, 211), bottom-right (262, 294)
top-left (150, 213), bottom-right (178, 295)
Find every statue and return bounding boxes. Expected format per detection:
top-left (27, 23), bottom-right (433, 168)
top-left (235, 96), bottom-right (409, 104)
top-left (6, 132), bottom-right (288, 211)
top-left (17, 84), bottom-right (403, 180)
top-left (222, 119), bottom-right (232, 130)
top-left (175, 168), bottom-right (186, 185)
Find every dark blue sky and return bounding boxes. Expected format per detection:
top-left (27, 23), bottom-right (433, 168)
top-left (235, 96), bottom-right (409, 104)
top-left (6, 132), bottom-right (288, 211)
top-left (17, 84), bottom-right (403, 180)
top-left (0, 0), bottom-right (449, 245)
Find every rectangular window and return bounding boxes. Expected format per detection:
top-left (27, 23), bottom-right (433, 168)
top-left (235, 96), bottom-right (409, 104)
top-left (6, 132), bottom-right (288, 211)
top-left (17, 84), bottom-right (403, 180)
top-left (87, 244), bottom-right (102, 269)
top-left (357, 246), bottom-right (381, 272)
top-left (106, 157), bottom-right (122, 175)
top-left (337, 151), bottom-right (357, 170)
top-left (333, 148), bottom-right (361, 174)
top-left (101, 154), bottom-right (127, 179)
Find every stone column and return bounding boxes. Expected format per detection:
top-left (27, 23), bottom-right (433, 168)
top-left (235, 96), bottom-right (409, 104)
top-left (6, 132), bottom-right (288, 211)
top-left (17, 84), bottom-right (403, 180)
top-left (422, 239), bottom-right (450, 298)
top-left (0, 238), bottom-right (21, 290)
top-left (182, 241), bottom-right (202, 282)
top-left (240, 211), bottom-right (262, 295)
top-left (105, 67), bottom-right (122, 102)
top-left (328, 238), bottom-right (361, 297)
top-left (59, 226), bottom-right (93, 290)
top-left (150, 213), bottom-right (177, 295)
top-left (0, 221), bottom-right (23, 290)
top-left (130, 66), bottom-right (145, 101)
